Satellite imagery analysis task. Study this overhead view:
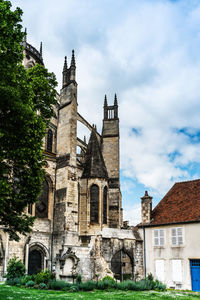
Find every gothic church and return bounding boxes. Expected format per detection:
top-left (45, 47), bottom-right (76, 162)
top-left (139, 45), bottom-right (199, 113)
top-left (0, 36), bottom-right (143, 281)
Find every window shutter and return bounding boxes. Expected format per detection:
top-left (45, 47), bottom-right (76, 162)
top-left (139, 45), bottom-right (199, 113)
top-left (178, 236), bottom-right (183, 245)
top-left (177, 228), bottom-right (182, 236)
top-left (155, 237), bottom-right (159, 246)
top-left (160, 237), bottom-right (164, 246)
top-left (154, 230), bottom-right (158, 237)
top-left (154, 229), bottom-right (165, 246)
top-left (171, 227), bottom-right (183, 246)
top-left (172, 236), bottom-right (176, 245)
top-left (171, 228), bottom-right (176, 236)
top-left (160, 229), bottom-right (164, 237)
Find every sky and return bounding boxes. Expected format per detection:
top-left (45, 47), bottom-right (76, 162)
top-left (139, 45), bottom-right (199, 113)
top-left (11, 0), bottom-right (200, 225)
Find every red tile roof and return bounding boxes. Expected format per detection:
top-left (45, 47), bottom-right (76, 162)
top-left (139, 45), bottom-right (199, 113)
top-left (148, 179), bottom-right (200, 226)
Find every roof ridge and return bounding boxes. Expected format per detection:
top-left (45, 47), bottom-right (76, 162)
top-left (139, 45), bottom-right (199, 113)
top-left (174, 178), bottom-right (200, 185)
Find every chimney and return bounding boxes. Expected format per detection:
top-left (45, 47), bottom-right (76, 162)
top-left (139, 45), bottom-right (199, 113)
top-left (141, 191), bottom-right (152, 224)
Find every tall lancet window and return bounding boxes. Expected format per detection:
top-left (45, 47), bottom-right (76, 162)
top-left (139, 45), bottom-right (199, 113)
top-left (36, 179), bottom-right (49, 218)
top-left (47, 129), bottom-right (53, 152)
top-left (90, 184), bottom-right (99, 223)
top-left (103, 186), bottom-right (107, 224)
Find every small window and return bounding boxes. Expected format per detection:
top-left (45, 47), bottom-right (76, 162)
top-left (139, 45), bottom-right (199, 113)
top-left (171, 228), bottom-right (183, 246)
top-left (47, 129), bottom-right (53, 152)
top-left (154, 229), bottom-right (165, 246)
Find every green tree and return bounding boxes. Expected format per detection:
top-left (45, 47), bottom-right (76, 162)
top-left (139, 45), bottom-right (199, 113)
top-left (0, 0), bottom-right (57, 240)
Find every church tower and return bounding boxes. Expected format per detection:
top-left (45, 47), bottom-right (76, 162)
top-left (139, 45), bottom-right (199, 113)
top-left (54, 52), bottom-right (79, 248)
top-left (102, 95), bottom-right (122, 228)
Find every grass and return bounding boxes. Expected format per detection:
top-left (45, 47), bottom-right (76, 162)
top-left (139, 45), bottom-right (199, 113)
top-left (0, 284), bottom-right (200, 299)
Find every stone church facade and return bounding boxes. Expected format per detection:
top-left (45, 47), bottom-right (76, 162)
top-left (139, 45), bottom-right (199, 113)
top-left (0, 37), bottom-right (143, 281)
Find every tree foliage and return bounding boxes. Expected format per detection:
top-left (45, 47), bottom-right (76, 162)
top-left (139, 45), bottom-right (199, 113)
top-left (0, 0), bottom-right (57, 240)
top-left (6, 256), bottom-right (26, 280)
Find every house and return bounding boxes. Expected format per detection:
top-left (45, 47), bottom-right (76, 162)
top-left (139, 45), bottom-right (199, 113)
top-left (138, 179), bottom-right (200, 291)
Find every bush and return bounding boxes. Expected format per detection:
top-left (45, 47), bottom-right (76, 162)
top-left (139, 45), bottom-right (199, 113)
top-left (6, 257), bottom-right (25, 280)
top-left (97, 279), bottom-right (117, 290)
top-left (147, 273), bottom-right (154, 281)
top-left (21, 275), bottom-right (35, 286)
top-left (102, 275), bottom-right (115, 282)
top-left (78, 280), bottom-right (97, 291)
top-left (34, 269), bottom-right (52, 284)
top-left (76, 274), bottom-right (82, 284)
top-left (69, 284), bottom-right (79, 292)
top-left (48, 280), bottom-right (71, 290)
top-left (6, 277), bottom-right (22, 286)
top-left (38, 283), bottom-right (47, 289)
top-left (117, 280), bottom-right (137, 291)
top-left (154, 279), bottom-right (166, 291)
top-left (116, 279), bottom-right (154, 291)
top-left (25, 280), bottom-right (35, 288)
top-left (136, 279), bottom-right (153, 291)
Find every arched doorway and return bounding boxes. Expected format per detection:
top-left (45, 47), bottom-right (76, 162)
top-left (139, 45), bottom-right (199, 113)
top-left (28, 249), bottom-right (42, 274)
top-left (28, 244), bottom-right (47, 275)
top-left (111, 250), bottom-right (133, 281)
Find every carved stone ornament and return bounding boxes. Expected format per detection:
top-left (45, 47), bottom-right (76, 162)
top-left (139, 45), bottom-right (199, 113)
top-left (59, 248), bottom-right (79, 276)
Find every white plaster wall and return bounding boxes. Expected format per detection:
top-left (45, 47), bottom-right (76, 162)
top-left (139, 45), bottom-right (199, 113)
top-left (139, 223), bottom-right (200, 290)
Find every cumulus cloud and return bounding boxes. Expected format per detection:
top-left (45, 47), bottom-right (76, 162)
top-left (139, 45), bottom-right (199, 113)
top-left (123, 203), bottom-right (141, 226)
top-left (11, 0), bottom-right (200, 224)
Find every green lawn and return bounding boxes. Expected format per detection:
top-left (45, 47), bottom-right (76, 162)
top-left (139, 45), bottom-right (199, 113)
top-left (0, 285), bottom-right (200, 300)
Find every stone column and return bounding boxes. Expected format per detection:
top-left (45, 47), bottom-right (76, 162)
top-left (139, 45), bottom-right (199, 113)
top-left (25, 244), bottom-right (29, 274)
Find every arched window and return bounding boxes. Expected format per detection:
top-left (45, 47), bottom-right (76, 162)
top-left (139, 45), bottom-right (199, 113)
top-left (47, 129), bottom-right (53, 152)
top-left (90, 184), bottom-right (99, 223)
top-left (36, 179), bottom-right (49, 218)
top-left (103, 186), bottom-right (107, 224)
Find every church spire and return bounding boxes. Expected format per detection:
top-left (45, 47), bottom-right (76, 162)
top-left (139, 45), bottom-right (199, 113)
top-left (104, 95), bottom-right (107, 106)
top-left (71, 49), bottom-right (76, 67)
top-left (63, 56), bottom-right (67, 71)
top-left (40, 42), bottom-right (43, 57)
top-left (70, 50), bottom-right (76, 81)
top-left (23, 28), bottom-right (27, 47)
top-left (114, 93), bottom-right (118, 119)
top-left (114, 93), bottom-right (118, 106)
top-left (62, 56), bottom-right (68, 88)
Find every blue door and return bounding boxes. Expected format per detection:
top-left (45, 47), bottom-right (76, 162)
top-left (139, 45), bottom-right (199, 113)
top-left (190, 260), bottom-right (200, 291)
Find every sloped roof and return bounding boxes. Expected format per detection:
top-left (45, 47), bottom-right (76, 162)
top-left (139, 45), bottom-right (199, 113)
top-left (81, 129), bottom-right (108, 179)
top-left (149, 179), bottom-right (200, 226)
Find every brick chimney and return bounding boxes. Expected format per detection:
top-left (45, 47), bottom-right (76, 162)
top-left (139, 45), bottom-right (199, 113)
top-left (141, 191), bottom-right (152, 224)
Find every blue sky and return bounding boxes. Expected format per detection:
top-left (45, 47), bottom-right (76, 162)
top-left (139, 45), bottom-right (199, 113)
top-left (11, 0), bottom-right (200, 224)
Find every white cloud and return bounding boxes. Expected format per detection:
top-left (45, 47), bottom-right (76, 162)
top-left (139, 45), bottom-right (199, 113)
top-left (123, 203), bottom-right (141, 226)
top-left (10, 0), bottom-right (200, 223)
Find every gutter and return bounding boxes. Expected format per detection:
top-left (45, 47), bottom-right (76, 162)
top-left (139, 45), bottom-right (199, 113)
top-left (143, 226), bottom-right (146, 278)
